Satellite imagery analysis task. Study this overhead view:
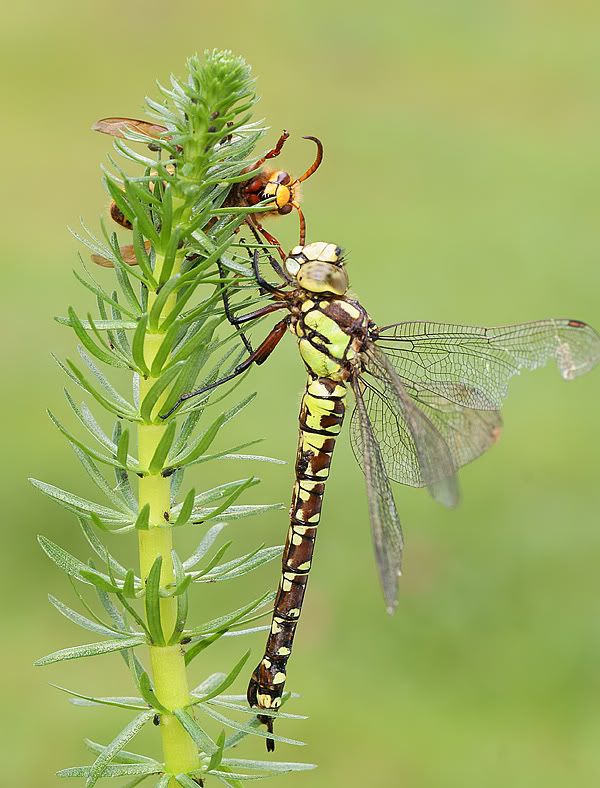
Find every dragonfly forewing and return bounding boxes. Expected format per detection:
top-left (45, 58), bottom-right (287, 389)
top-left (375, 319), bottom-right (600, 408)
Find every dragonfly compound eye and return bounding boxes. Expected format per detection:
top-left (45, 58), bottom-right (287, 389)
top-left (285, 255), bottom-right (303, 277)
top-left (300, 241), bottom-right (343, 264)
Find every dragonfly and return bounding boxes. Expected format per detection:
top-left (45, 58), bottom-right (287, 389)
top-left (163, 241), bottom-right (600, 748)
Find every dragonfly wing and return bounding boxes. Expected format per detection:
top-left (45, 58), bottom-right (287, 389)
top-left (351, 376), bottom-right (404, 612)
top-left (375, 319), bottom-right (600, 409)
top-left (354, 348), bottom-right (460, 508)
top-left (399, 379), bottom-right (503, 471)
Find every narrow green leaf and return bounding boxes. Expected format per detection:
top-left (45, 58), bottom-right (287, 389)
top-left (56, 316), bottom-right (137, 330)
top-left (50, 684), bottom-right (147, 712)
top-left (80, 519), bottom-right (131, 579)
top-left (72, 268), bottom-right (139, 319)
top-left (85, 711), bottom-right (155, 787)
top-left (187, 593), bottom-right (272, 639)
top-left (149, 321), bottom-right (181, 377)
top-left (35, 636), bottom-right (144, 666)
top-left (57, 763), bottom-right (158, 779)
top-left (116, 429), bottom-right (131, 468)
top-left (189, 541), bottom-right (232, 577)
top-left (132, 219), bottom-right (157, 285)
top-left (131, 314), bottom-right (150, 376)
top-left (182, 523), bottom-right (224, 570)
top-left (184, 631), bottom-right (225, 665)
top-left (137, 672), bottom-right (169, 714)
top-left (167, 317), bottom-right (220, 368)
top-left (135, 503), bottom-right (150, 530)
top-left (217, 452), bottom-right (285, 465)
top-left (209, 771), bottom-right (278, 781)
top-left (191, 479), bottom-right (256, 525)
top-left (167, 412), bottom-right (226, 469)
top-left (179, 440), bottom-right (263, 469)
top-left (170, 551), bottom-right (188, 643)
top-left (61, 358), bottom-right (135, 419)
top-left (201, 705), bottom-right (305, 748)
top-left (220, 759), bottom-right (315, 773)
top-left (140, 361), bottom-right (185, 422)
top-left (148, 420), bottom-right (176, 474)
top-left (64, 390), bottom-right (117, 455)
top-left (173, 708), bottom-right (217, 754)
top-left (37, 534), bottom-right (113, 585)
top-left (71, 445), bottom-right (133, 511)
top-left (174, 487), bottom-right (196, 527)
top-left (148, 274), bottom-right (182, 331)
top-left (144, 556), bottom-right (165, 645)
top-left (200, 545), bottom-right (283, 583)
top-left (107, 230), bottom-right (149, 287)
top-left (123, 180), bottom-right (160, 246)
top-left (84, 738), bottom-right (158, 765)
top-left (196, 503), bottom-right (283, 524)
top-left (80, 570), bottom-right (120, 594)
top-left (192, 672), bottom-right (226, 697)
top-left (222, 716), bottom-right (262, 751)
top-left (78, 346), bottom-right (134, 410)
top-left (88, 311), bottom-right (131, 367)
top-left (68, 307), bottom-right (125, 368)
top-left (158, 347), bottom-right (212, 419)
top-left (179, 479), bottom-right (257, 511)
top-left (207, 699), bottom-right (306, 720)
top-left (193, 651), bottom-right (250, 703)
top-left (48, 410), bottom-right (124, 471)
top-left (221, 392), bottom-right (257, 427)
top-left (122, 569), bottom-right (137, 598)
top-left (158, 226), bottom-right (182, 283)
top-left (161, 281), bottom-right (206, 332)
top-left (48, 595), bottom-right (122, 638)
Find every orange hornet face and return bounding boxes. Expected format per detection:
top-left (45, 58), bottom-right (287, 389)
top-left (260, 171), bottom-right (295, 214)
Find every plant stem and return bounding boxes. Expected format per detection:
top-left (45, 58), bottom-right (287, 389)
top-left (137, 261), bottom-right (199, 782)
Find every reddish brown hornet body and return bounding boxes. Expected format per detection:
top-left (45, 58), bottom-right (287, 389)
top-left (91, 119), bottom-right (323, 265)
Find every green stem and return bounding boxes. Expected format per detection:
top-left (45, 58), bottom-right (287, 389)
top-left (137, 253), bottom-right (199, 783)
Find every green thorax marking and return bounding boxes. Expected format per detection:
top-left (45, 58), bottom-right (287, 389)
top-left (292, 296), bottom-right (369, 380)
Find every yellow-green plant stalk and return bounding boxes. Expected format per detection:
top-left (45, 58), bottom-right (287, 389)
top-left (138, 279), bottom-right (198, 779)
top-left (32, 51), bottom-right (315, 787)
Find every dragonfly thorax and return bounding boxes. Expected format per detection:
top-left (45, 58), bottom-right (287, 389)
top-left (292, 295), bottom-right (369, 380)
top-left (285, 242), bottom-right (348, 295)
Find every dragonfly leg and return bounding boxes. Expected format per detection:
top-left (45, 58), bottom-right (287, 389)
top-left (248, 215), bottom-right (287, 262)
top-left (216, 258), bottom-right (253, 354)
top-left (160, 316), bottom-right (289, 418)
top-left (243, 228), bottom-right (288, 288)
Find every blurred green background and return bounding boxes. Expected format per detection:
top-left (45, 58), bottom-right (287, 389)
top-left (4, 1), bottom-right (600, 785)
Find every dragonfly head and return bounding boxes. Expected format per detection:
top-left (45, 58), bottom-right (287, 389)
top-left (285, 242), bottom-right (349, 295)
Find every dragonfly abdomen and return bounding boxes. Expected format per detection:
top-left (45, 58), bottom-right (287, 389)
top-left (247, 375), bottom-right (346, 739)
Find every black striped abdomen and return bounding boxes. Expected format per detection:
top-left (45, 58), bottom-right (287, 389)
top-left (247, 375), bottom-right (346, 722)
